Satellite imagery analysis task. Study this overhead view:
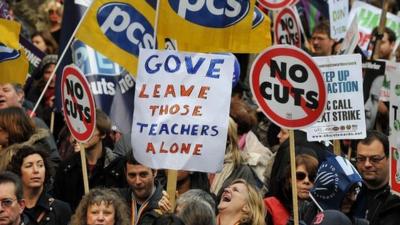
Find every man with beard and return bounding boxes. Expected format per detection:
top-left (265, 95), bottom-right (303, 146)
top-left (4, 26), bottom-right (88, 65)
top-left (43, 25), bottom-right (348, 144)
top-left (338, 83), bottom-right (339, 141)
top-left (119, 153), bottom-right (163, 225)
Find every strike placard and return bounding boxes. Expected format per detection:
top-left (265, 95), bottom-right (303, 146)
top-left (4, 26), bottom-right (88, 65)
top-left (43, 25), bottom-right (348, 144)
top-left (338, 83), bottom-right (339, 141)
top-left (250, 45), bottom-right (327, 129)
top-left (131, 49), bottom-right (233, 173)
top-left (61, 65), bottom-right (96, 143)
top-left (388, 62), bottom-right (400, 196)
top-left (306, 54), bottom-right (366, 141)
top-left (258, 0), bottom-right (292, 10)
top-left (274, 7), bottom-right (301, 47)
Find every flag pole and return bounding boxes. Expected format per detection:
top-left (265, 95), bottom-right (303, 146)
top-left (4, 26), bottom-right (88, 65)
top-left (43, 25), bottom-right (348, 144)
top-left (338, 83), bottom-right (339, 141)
top-left (30, 0), bottom-right (96, 117)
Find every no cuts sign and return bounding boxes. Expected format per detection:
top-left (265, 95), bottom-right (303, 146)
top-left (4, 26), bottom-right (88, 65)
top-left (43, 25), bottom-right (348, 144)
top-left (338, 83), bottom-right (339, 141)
top-left (61, 65), bottom-right (96, 142)
top-left (258, 0), bottom-right (293, 10)
top-left (250, 45), bottom-right (327, 129)
top-left (274, 7), bottom-right (301, 48)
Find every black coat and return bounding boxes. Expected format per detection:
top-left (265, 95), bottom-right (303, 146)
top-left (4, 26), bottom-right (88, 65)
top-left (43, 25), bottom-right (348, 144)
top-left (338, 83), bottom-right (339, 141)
top-left (119, 183), bottom-right (163, 225)
top-left (53, 148), bottom-right (126, 210)
top-left (23, 191), bottom-right (71, 225)
top-left (364, 184), bottom-right (400, 225)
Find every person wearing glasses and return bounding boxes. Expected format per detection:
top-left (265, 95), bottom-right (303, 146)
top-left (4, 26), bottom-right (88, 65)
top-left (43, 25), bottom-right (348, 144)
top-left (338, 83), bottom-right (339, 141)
top-left (8, 145), bottom-right (71, 225)
top-left (0, 171), bottom-right (32, 225)
top-left (356, 130), bottom-right (400, 225)
top-left (264, 154), bottom-right (318, 225)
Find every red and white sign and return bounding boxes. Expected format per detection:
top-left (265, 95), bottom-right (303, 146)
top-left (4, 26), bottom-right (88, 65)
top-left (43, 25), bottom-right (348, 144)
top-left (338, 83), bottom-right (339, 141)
top-left (61, 65), bottom-right (96, 142)
top-left (258, 0), bottom-right (292, 10)
top-left (274, 7), bottom-right (301, 48)
top-left (250, 45), bottom-right (327, 129)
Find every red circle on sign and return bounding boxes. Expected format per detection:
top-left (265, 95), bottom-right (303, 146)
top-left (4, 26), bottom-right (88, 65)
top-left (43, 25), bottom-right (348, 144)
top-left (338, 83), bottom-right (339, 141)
top-left (250, 45), bottom-right (326, 129)
top-left (258, 0), bottom-right (292, 10)
top-left (61, 65), bottom-right (96, 142)
top-left (274, 7), bottom-right (301, 48)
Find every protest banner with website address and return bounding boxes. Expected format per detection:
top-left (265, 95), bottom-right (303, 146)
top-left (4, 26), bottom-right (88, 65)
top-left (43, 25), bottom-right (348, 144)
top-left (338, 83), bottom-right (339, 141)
top-left (131, 49), bottom-right (233, 172)
top-left (389, 62), bottom-right (400, 196)
top-left (306, 54), bottom-right (366, 141)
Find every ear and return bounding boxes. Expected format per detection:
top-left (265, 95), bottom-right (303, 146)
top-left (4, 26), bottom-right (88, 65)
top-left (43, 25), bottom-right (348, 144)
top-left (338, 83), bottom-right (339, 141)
top-left (242, 204), bottom-right (250, 213)
top-left (18, 199), bottom-right (25, 213)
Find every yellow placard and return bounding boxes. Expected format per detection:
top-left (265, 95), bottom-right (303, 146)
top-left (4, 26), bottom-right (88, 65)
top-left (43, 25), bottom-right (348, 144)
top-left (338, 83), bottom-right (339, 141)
top-left (0, 48), bottom-right (29, 84)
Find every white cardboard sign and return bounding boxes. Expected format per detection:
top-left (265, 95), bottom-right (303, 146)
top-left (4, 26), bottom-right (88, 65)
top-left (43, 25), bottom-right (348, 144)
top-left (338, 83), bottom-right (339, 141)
top-left (131, 49), bottom-right (233, 173)
top-left (306, 54), bottom-right (366, 141)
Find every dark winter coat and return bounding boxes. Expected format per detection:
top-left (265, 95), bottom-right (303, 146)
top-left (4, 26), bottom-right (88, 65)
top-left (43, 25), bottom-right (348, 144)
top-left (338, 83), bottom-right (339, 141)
top-left (118, 183), bottom-right (164, 225)
top-left (23, 191), bottom-right (72, 225)
top-left (53, 147), bottom-right (126, 210)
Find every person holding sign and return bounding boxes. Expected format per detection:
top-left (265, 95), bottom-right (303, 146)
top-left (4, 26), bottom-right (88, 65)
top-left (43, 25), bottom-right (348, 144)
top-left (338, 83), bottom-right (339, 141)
top-left (216, 179), bottom-right (265, 225)
top-left (265, 154), bottom-right (318, 225)
top-left (53, 109), bottom-right (126, 211)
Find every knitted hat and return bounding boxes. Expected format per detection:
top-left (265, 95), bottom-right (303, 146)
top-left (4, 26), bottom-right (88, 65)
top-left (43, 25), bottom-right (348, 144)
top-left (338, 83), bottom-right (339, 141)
top-left (311, 210), bottom-right (352, 225)
top-left (40, 54), bottom-right (58, 71)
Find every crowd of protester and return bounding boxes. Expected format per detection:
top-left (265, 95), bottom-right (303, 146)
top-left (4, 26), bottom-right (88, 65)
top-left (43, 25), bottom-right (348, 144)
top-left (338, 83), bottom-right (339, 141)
top-left (1, 0), bottom-right (400, 225)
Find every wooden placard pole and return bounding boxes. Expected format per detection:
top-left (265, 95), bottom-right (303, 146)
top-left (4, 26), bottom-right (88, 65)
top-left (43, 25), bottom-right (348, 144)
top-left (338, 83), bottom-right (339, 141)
top-left (50, 111), bottom-right (55, 134)
top-left (333, 140), bottom-right (341, 156)
top-left (167, 169), bottom-right (178, 211)
top-left (79, 143), bottom-right (90, 194)
top-left (372, 0), bottom-right (389, 60)
top-left (289, 130), bottom-right (299, 225)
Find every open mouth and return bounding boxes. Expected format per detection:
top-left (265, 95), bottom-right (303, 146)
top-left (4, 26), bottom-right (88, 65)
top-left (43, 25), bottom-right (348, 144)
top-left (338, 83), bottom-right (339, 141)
top-left (222, 194), bottom-right (232, 202)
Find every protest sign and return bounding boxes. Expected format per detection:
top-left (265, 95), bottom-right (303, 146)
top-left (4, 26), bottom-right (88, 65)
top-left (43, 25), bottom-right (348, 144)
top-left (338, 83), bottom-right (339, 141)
top-left (362, 60), bottom-right (386, 130)
top-left (339, 15), bottom-right (360, 55)
top-left (328, 0), bottom-right (348, 39)
top-left (61, 65), bottom-right (96, 143)
top-left (19, 37), bottom-right (45, 78)
top-left (306, 54), bottom-right (366, 141)
top-left (348, 1), bottom-right (400, 54)
top-left (389, 62), bottom-right (400, 196)
top-left (274, 7), bottom-right (301, 47)
top-left (258, 0), bottom-right (292, 10)
top-left (131, 49), bottom-right (233, 172)
top-left (71, 40), bottom-right (135, 134)
top-left (157, 0), bottom-right (264, 53)
top-left (250, 45), bottom-right (327, 129)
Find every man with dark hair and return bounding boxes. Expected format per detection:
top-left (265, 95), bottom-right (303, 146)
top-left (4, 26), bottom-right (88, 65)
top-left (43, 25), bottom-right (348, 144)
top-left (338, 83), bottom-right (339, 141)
top-left (311, 20), bottom-right (335, 56)
top-left (369, 27), bottom-right (397, 60)
top-left (0, 171), bottom-right (31, 225)
top-left (119, 153), bottom-right (163, 225)
top-left (53, 109), bottom-right (126, 210)
top-left (356, 130), bottom-right (400, 225)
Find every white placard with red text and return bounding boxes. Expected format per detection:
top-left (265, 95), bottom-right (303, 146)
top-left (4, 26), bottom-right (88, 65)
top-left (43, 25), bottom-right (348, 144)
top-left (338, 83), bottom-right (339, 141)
top-left (131, 49), bottom-right (233, 173)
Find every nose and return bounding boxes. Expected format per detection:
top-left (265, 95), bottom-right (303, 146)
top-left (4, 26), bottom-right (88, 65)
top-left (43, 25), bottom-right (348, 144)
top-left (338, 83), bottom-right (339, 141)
top-left (32, 165), bottom-right (39, 173)
top-left (96, 212), bottom-right (105, 221)
top-left (363, 158), bottom-right (373, 168)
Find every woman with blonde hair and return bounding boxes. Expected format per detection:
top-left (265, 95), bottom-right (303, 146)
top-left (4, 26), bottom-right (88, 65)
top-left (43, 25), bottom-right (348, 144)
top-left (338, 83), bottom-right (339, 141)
top-left (210, 117), bottom-right (257, 198)
top-left (70, 188), bottom-right (130, 225)
top-left (217, 179), bottom-right (265, 225)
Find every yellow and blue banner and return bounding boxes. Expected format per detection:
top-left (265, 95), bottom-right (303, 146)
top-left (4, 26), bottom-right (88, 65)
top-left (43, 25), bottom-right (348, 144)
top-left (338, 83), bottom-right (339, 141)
top-left (0, 46), bottom-right (29, 84)
top-left (0, 18), bottom-right (28, 84)
top-left (157, 0), bottom-right (259, 53)
top-left (0, 18), bottom-right (20, 49)
top-left (75, 0), bottom-right (156, 76)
